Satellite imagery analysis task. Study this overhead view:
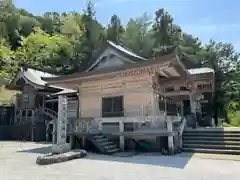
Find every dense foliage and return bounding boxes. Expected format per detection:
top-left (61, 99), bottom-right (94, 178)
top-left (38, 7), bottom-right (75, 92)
top-left (0, 1), bottom-right (239, 121)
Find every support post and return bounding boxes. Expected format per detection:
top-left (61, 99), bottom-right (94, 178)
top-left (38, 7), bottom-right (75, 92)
top-left (167, 116), bottom-right (174, 155)
top-left (31, 110), bottom-right (35, 141)
top-left (164, 96), bottom-right (167, 121)
top-left (52, 122), bottom-right (56, 144)
top-left (119, 119), bottom-right (125, 151)
top-left (152, 92), bottom-right (156, 116)
top-left (179, 134), bottom-right (183, 149)
top-left (46, 122), bottom-right (49, 141)
top-left (69, 135), bottom-right (74, 149)
top-left (98, 120), bottom-right (103, 132)
top-left (181, 101), bottom-right (184, 117)
top-left (189, 92), bottom-right (196, 114)
top-left (14, 102), bottom-right (17, 124)
top-left (42, 95), bottom-right (45, 112)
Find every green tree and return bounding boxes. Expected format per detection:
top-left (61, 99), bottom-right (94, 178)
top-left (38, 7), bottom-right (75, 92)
top-left (76, 1), bottom-right (105, 71)
top-left (106, 14), bottom-right (124, 43)
top-left (152, 8), bottom-right (173, 47)
top-left (152, 9), bottom-right (202, 68)
top-left (122, 13), bottom-right (154, 58)
top-left (0, 1), bottom-right (21, 49)
top-left (0, 38), bottom-right (17, 80)
top-left (18, 15), bottom-right (40, 36)
top-left (202, 40), bottom-right (240, 123)
top-left (15, 27), bottom-right (73, 73)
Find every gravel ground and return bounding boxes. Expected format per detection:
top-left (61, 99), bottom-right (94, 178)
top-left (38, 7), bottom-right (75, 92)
top-left (0, 141), bottom-right (240, 180)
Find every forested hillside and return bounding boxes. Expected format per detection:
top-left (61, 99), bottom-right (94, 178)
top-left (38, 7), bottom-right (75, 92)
top-left (0, 1), bottom-right (239, 124)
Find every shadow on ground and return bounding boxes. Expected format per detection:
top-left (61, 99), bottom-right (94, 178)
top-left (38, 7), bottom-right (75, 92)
top-left (16, 146), bottom-right (52, 154)
top-left (85, 152), bottom-right (194, 169)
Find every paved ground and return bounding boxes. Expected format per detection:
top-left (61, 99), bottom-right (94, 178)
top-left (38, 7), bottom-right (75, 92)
top-left (0, 141), bottom-right (240, 180)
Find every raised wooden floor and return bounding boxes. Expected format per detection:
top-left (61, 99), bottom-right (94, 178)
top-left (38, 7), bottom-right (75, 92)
top-left (68, 130), bottom-right (177, 137)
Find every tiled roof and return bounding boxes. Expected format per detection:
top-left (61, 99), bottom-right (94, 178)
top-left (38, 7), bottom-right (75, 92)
top-left (21, 67), bottom-right (57, 86)
top-left (11, 67), bottom-right (76, 94)
top-left (42, 52), bottom-right (177, 82)
top-left (188, 67), bottom-right (214, 75)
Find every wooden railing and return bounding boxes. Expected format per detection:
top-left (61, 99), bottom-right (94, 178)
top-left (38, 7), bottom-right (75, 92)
top-left (43, 108), bottom-right (58, 119)
top-left (69, 118), bottom-right (100, 133)
top-left (178, 117), bottom-right (187, 148)
top-left (68, 116), bottom-right (180, 134)
top-left (37, 107), bottom-right (58, 119)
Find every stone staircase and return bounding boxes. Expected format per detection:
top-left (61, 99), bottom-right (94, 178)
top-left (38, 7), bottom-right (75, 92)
top-left (182, 128), bottom-right (240, 155)
top-left (88, 134), bottom-right (120, 155)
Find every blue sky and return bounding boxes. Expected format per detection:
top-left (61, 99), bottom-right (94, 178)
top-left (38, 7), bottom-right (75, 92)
top-left (15, 0), bottom-right (240, 50)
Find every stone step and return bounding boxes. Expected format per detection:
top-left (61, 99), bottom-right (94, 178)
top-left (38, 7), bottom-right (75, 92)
top-left (104, 144), bottom-right (117, 150)
top-left (99, 141), bottom-right (113, 146)
top-left (183, 133), bottom-right (240, 137)
top-left (183, 135), bottom-right (240, 141)
top-left (89, 134), bottom-right (120, 155)
top-left (95, 138), bottom-right (108, 143)
top-left (184, 128), bottom-right (240, 133)
top-left (183, 136), bottom-right (240, 141)
top-left (106, 148), bottom-right (120, 154)
top-left (93, 135), bottom-right (105, 139)
top-left (183, 140), bottom-right (240, 145)
top-left (183, 144), bottom-right (240, 150)
top-left (183, 148), bottom-right (240, 155)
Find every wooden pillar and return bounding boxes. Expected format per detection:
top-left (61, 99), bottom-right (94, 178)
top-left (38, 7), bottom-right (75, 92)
top-left (69, 135), bottom-right (74, 149)
top-left (77, 92), bottom-right (80, 118)
top-left (52, 122), bottom-right (56, 144)
top-left (152, 92), bottom-right (156, 116)
top-left (167, 116), bottom-right (174, 155)
top-left (181, 101), bottom-right (184, 117)
top-left (42, 95), bottom-right (45, 112)
top-left (31, 110), bottom-right (35, 141)
top-left (141, 105), bottom-right (144, 116)
top-left (98, 120), bottom-right (103, 132)
top-left (14, 101), bottom-right (17, 124)
top-left (189, 92), bottom-right (196, 114)
top-left (164, 96), bottom-right (167, 120)
top-left (82, 137), bottom-right (86, 148)
top-left (119, 119), bottom-right (125, 151)
top-left (46, 122), bottom-right (49, 141)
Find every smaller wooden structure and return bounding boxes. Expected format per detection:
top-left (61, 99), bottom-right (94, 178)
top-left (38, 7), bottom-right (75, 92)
top-left (7, 66), bottom-right (78, 142)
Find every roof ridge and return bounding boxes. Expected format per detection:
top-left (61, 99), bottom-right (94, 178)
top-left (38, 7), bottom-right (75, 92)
top-left (107, 40), bottom-right (147, 61)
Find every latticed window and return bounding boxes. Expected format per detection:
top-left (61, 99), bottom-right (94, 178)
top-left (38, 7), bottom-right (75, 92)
top-left (180, 86), bottom-right (189, 91)
top-left (197, 83), bottom-right (212, 90)
top-left (22, 94), bottom-right (29, 102)
top-left (102, 96), bottom-right (124, 117)
top-left (165, 87), bottom-right (174, 92)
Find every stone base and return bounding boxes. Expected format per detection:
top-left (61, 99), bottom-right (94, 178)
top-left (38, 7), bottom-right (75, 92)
top-left (52, 143), bottom-right (71, 154)
top-left (36, 149), bottom-right (87, 165)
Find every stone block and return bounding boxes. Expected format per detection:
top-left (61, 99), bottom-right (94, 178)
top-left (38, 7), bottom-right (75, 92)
top-left (52, 143), bottom-right (71, 154)
top-left (36, 149), bottom-right (87, 165)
